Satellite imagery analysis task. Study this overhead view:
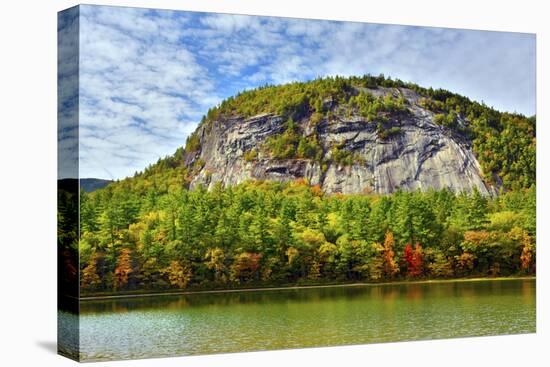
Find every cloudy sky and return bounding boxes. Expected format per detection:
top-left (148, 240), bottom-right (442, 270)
top-left (65, 5), bottom-right (535, 180)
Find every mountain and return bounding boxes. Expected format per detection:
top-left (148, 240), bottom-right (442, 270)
top-left (172, 75), bottom-right (534, 195)
top-left (80, 178), bottom-right (113, 192)
top-left (188, 100), bottom-right (490, 195)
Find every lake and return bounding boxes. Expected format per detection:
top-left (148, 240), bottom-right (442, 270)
top-left (64, 278), bottom-right (536, 361)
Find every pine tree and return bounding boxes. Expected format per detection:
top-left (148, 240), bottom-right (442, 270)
top-left (468, 188), bottom-right (489, 230)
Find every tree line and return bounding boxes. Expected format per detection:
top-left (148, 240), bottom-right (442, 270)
top-left (72, 180), bottom-right (535, 295)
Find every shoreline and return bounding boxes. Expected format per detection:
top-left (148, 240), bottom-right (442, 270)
top-left (76, 276), bottom-right (536, 302)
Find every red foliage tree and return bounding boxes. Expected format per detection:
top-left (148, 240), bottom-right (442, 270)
top-left (404, 243), bottom-right (423, 277)
top-left (404, 243), bottom-right (414, 271)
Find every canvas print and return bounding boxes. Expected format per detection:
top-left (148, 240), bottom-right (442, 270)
top-left (57, 4), bottom-right (536, 362)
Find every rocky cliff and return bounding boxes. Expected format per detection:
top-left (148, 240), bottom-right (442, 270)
top-left (183, 86), bottom-right (498, 195)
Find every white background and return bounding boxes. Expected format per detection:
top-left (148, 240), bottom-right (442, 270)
top-left (0, 0), bottom-right (547, 365)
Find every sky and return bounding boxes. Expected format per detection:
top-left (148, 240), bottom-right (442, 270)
top-left (60, 5), bottom-right (536, 180)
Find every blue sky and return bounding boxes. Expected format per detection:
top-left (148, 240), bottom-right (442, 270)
top-left (66, 5), bottom-right (535, 180)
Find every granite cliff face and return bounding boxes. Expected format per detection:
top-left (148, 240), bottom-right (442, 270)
top-left (184, 87), bottom-right (498, 195)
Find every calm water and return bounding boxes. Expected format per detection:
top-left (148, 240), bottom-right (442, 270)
top-left (67, 279), bottom-right (535, 361)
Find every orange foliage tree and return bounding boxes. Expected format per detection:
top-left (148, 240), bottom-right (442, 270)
top-left (310, 184), bottom-right (323, 197)
top-left (114, 248), bottom-right (133, 290)
top-left (382, 231), bottom-right (399, 278)
top-left (518, 230), bottom-right (535, 274)
top-left (81, 252), bottom-right (101, 290)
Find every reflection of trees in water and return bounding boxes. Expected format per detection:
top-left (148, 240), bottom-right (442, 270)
top-left (79, 284), bottom-right (418, 314)
top-left (81, 286), bottom-right (374, 314)
top-left (82, 296), bottom-right (188, 314)
top-left (521, 279), bottom-right (535, 304)
top-left (405, 284), bottom-right (423, 301)
top-left (79, 280), bottom-right (536, 316)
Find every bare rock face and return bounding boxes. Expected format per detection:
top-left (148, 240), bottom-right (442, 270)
top-left (187, 87), bottom-right (497, 195)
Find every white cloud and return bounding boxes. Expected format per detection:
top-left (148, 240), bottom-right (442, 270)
top-left (199, 13), bottom-right (260, 33)
top-left (78, 5), bottom-right (217, 179)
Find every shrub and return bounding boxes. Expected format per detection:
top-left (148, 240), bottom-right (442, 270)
top-left (185, 133), bottom-right (201, 153)
top-left (331, 144), bottom-right (355, 166)
top-left (297, 137), bottom-right (323, 160)
top-left (310, 111), bottom-right (324, 125)
top-left (243, 148), bottom-right (258, 162)
top-left (377, 126), bottom-right (402, 140)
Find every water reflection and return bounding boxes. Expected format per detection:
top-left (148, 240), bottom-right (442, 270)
top-left (81, 279), bottom-right (535, 314)
top-left (73, 279), bottom-right (535, 361)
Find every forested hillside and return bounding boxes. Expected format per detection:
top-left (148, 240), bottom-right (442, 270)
top-left (64, 75), bottom-right (536, 295)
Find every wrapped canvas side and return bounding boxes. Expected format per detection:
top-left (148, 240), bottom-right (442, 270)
top-left (57, 5), bottom-right (80, 361)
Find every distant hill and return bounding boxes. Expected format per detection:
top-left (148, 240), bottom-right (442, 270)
top-left (80, 178), bottom-right (113, 192)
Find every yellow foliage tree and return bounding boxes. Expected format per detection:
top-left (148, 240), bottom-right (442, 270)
top-left (163, 260), bottom-right (192, 289)
top-left (286, 247), bottom-right (299, 265)
top-left (205, 247), bottom-right (226, 282)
